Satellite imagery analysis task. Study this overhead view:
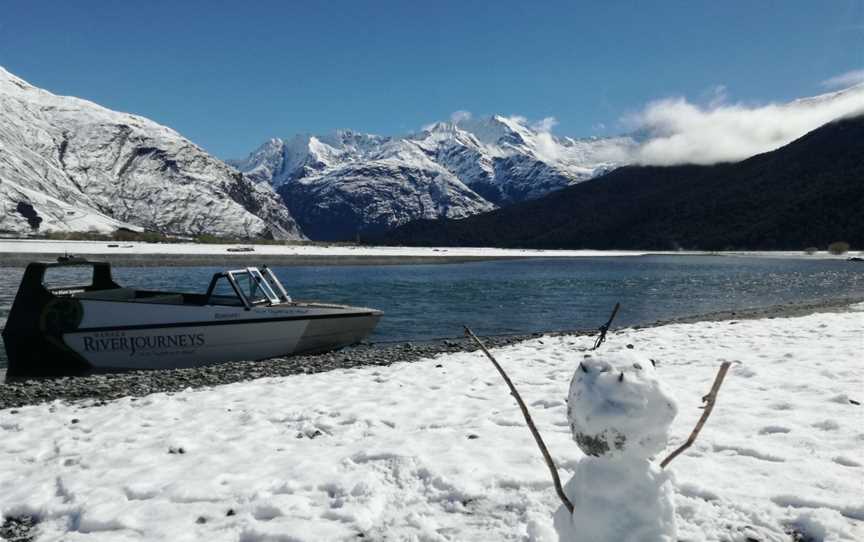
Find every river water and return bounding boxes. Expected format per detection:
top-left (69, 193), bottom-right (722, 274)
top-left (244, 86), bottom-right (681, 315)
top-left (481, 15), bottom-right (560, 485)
top-left (1, 255), bottom-right (863, 366)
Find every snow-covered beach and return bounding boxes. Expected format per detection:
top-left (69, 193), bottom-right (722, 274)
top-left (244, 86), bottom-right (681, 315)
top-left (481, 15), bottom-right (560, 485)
top-left (0, 239), bottom-right (857, 267)
top-left (1, 304), bottom-right (862, 541)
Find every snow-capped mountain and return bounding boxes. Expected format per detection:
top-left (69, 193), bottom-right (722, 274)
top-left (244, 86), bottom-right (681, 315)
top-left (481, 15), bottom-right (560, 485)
top-left (277, 150), bottom-right (495, 240)
top-left (231, 132), bottom-right (392, 187)
top-left (0, 67), bottom-right (304, 239)
top-left (231, 117), bottom-right (633, 239)
top-left (411, 117), bottom-right (633, 203)
top-left (233, 117), bottom-right (633, 203)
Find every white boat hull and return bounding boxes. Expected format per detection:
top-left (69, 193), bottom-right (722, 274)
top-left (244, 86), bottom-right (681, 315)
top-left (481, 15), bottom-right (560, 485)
top-left (60, 300), bottom-right (380, 371)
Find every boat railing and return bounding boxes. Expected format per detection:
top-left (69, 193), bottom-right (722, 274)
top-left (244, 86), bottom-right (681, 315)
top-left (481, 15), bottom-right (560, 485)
top-left (247, 268), bottom-right (281, 304)
top-left (261, 266), bottom-right (291, 302)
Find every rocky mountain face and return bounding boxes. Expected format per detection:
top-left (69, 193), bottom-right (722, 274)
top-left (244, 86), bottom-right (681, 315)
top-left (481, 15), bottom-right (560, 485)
top-left (0, 67), bottom-right (304, 239)
top-left (231, 117), bottom-right (633, 239)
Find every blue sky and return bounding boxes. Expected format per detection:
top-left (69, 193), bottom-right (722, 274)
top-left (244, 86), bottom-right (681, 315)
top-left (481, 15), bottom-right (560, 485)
top-left (1, 0), bottom-right (862, 158)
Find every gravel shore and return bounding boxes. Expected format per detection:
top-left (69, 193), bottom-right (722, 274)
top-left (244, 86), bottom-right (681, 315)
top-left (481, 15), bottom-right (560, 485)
top-left (0, 515), bottom-right (35, 542)
top-left (1, 296), bottom-right (861, 410)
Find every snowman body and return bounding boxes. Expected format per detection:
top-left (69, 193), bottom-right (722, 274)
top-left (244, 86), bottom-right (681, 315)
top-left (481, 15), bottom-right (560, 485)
top-left (554, 351), bottom-right (679, 542)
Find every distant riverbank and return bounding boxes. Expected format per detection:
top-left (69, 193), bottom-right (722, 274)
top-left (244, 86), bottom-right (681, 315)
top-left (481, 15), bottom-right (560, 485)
top-left (0, 238), bottom-right (856, 267)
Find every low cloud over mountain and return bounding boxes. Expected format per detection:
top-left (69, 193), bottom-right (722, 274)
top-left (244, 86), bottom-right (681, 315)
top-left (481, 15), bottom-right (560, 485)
top-left (624, 82), bottom-right (864, 165)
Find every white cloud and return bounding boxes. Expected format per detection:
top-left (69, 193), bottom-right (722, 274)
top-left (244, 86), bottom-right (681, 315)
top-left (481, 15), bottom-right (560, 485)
top-left (821, 69), bottom-right (864, 89)
top-left (532, 132), bottom-right (562, 162)
top-left (531, 116), bottom-right (558, 133)
top-left (450, 110), bottom-right (472, 123)
top-left (624, 85), bottom-right (864, 165)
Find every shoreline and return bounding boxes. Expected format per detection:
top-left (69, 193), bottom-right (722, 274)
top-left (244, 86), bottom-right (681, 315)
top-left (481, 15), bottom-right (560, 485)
top-left (2, 295), bottom-right (861, 410)
top-left (0, 239), bottom-right (858, 267)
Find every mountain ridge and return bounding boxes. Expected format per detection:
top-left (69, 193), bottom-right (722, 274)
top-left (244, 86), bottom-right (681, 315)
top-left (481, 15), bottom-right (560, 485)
top-left (379, 114), bottom-right (864, 250)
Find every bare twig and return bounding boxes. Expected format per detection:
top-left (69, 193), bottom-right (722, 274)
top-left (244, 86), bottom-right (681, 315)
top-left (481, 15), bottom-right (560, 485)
top-left (660, 361), bottom-right (732, 468)
top-left (464, 326), bottom-right (574, 514)
top-left (592, 302), bottom-right (621, 350)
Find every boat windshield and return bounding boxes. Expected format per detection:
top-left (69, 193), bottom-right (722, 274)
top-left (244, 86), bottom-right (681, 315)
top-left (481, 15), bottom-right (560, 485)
top-left (205, 267), bottom-right (292, 308)
top-left (234, 269), bottom-right (278, 304)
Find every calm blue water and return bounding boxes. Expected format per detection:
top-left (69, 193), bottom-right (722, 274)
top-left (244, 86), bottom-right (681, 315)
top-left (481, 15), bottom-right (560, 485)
top-left (1, 255), bottom-right (863, 366)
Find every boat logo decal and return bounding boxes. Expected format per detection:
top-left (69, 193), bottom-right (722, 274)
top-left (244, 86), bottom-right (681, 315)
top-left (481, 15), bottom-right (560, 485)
top-left (81, 331), bottom-right (205, 357)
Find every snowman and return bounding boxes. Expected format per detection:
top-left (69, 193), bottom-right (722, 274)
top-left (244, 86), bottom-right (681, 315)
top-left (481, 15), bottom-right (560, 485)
top-left (553, 350), bottom-right (679, 542)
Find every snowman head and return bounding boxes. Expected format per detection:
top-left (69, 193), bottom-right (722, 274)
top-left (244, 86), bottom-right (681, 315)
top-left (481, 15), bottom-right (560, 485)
top-left (567, 351), bottom-right (678, 460)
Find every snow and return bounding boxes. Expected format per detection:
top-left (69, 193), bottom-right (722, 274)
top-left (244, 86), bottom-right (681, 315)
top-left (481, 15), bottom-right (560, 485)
top-left (0, 238), bottom-right (857, 260)
top-left (1, 309), bottom-right (862, 541)
top-left (0, 66), bottom-right (303, 239)
top-left (0, 238), bottom-right (665, 259)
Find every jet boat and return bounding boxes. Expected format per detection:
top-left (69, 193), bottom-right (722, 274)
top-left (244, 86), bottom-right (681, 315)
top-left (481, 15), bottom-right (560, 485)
top-left (2, 258), bottom-right (382, 378)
